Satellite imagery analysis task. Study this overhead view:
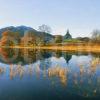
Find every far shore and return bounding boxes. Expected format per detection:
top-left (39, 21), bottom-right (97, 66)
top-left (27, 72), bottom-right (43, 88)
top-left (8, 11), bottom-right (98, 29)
top-left (0, 44), bottom-right (100, 53)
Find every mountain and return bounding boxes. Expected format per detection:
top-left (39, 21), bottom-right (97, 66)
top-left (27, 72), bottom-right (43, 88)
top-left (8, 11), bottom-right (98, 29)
top-left (0, 26), bottom-right (54, 42)
top-left (0, 26), bottom-right (37, 37)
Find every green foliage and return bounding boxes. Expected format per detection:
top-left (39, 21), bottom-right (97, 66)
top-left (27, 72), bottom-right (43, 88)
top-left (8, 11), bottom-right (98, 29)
top-left (63, 39), bottom-right (82, 43)
top-left (55, 35), bottom-right (63, 43)
top-left (76, 37), bottom-right (90, 42)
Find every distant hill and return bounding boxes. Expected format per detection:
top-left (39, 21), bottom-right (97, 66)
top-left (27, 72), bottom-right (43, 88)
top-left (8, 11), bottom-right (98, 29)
top-left (0, 26), bottom-right (54, 42)
top-left (0, 26), bottom-right (37, 37)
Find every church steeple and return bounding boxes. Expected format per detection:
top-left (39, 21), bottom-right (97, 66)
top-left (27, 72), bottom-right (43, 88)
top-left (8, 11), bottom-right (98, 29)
top-left (64, 29), bottom-right (72, 39)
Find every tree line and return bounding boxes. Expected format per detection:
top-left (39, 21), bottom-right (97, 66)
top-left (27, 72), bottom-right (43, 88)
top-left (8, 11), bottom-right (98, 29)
top-left (0, 24), bottom-right (100, 47)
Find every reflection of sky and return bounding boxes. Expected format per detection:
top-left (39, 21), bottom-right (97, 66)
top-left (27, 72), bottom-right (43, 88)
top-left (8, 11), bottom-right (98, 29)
top-left (0, 63), bottom-right (9, 79)
top-left (50, 57), bottom-right (67, 68)
top-left (0, 54), bottom-right (100, 98)
top-left (0, 54), bottom-right (97, 73)
top-left (0, 54), bottom-right (99, 75)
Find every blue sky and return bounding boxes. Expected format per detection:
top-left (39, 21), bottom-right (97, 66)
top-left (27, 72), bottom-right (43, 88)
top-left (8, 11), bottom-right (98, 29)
top-left (0, 0), bottom-right (100, 37)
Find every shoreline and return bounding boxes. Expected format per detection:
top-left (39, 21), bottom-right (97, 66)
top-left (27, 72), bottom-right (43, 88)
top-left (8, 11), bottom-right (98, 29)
top-left (0, 45), bottom-right (100, 53)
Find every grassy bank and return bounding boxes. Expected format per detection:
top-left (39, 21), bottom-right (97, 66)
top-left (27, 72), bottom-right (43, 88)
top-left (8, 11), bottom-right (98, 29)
top-left (0, 43), bottom-right (100, 53)
top-left (37, 45), bottom-right (100, 52)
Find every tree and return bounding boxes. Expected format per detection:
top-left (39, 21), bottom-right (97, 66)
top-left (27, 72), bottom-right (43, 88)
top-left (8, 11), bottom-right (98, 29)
top-left (64, 29), bottom-right (72, 39)
top-left (91, 29), bottom-right (100, 42)
top-left (0, 30), bottom-right (20, 46)
top-left (38, 24), bottom-right (52, 33)
top-left (55, 35), bottom-right (63, 43)
top-left (76, 37), bottom-right (90, 42)
top-left (38, 24), bottom-right (53, 45)
top-left (21, 30), bottom-right (36, 46)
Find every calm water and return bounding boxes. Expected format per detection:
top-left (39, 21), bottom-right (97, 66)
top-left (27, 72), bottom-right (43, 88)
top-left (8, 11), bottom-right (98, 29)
top-left (0, 48), bottom-right (100, 100)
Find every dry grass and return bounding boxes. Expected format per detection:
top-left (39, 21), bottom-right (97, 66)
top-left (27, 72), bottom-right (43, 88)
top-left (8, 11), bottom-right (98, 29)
top-left (1, 43), bottom-right (100, 53)
top-left (35, 45), bottom-right (100, 53)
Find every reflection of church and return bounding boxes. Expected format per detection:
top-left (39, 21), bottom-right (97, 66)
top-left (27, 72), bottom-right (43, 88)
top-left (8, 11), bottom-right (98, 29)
top-left (0, 48), bottom-right (73, 65)
top-left (62, 52), bottom-right (72, 63)
top-left (52, 51), bottom-right (72, 64)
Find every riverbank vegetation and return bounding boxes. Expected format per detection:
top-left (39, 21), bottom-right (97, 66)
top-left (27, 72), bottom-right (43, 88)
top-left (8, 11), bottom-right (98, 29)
top-left (0, 25), bottom-right (100, 52)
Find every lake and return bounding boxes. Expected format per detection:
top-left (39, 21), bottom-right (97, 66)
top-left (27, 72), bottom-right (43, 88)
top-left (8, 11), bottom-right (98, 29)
top-left (0, 48), bottom-right (100, 100)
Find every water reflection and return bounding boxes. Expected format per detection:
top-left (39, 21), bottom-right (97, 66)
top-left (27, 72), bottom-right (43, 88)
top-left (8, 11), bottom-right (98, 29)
top-left (0, 48), bottom-right (100, 98)
top-left (48, 66), bottom-right (68, 86)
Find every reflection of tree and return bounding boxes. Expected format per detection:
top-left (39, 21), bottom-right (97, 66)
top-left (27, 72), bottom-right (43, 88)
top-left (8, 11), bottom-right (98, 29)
top-left (40, 58), bottom-right (51, 70)
top-left (0, 49), bottom-right (73, 66)
top-left (0, 67), bottom-right (5, 75)
top-left (90, 58), bottom-right (100, 74)
top-left (48, 66), bottom-right (67, 86)
top-left (52, 51), bottom-right (72, 64)
top-left (92, 53), bottom-right (100, 59)
top-left (40, 50), bottom-right (52, 59)
top-left (9, 64), bottom-right (24, 80)
top-left (22, 49), bottom-right (52, 64)
top-left (0, 48), bottom-right (53, 65)
top-left (0, 48), bottom-right (19, 63)
top-left (22, 49), bottom-right (37, 64)
top-left (0, 30), bottom-right (20, 46)
top-left (1, 54), bottom-right (100, 97)
top-left (54, 51), bottom-right (62, 58)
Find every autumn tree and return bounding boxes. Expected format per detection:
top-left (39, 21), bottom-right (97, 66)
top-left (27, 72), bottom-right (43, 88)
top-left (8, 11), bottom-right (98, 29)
top-left (0, 30), bottom-right (20, 46)
top-left (21, 30), bottom-right (36, 46)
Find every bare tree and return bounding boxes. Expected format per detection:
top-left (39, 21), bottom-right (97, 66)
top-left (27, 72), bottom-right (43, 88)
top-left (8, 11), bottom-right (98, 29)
top-left (38, 24), bottom-right (52, 33)
top-left (91, 29), bottom-right (100, 42)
